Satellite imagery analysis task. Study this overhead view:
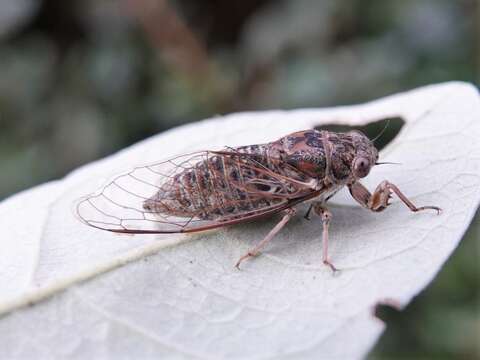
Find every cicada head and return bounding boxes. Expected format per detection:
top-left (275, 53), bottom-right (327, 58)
top-left (349, 130), bottom-right (378, 179)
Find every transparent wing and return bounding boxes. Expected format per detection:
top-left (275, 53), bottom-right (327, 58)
top-left (75, 150), bottom-right (320, 234)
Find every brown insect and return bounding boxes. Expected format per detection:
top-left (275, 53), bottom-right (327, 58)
top-left (76, 129), bottom-right (441, 271)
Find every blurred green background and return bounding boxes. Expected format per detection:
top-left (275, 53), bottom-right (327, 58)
top-left (0, 0), bottom-right (478, 358)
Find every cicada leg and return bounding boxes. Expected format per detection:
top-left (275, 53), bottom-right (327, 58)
top-left (312, 203), bottom-right (338, 273)
top-left (235, 207), bottom-right (296, 269)
top-left (304, 204), bottom-right (314, 220)
top-left (349, 180), bottom-right (442, 214)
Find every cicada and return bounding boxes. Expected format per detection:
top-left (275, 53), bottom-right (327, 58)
top-left (76, 129), bottom-right (441, 271)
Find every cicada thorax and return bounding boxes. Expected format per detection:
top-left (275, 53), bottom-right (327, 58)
top-left (276, 129), bottom-right (356, 183)
top-left (143, 144), bottom-right (306, 221)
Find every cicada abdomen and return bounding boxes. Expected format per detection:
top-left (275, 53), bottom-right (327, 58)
top-left (142, 148), bottom-right (289, 219)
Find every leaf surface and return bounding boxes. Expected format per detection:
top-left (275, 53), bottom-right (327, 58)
top-left (1, 82), bottom-right (479, 359)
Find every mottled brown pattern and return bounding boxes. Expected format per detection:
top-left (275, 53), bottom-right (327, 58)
top-left (146, 129), bottom-right (377, 221)
top-left (146, 149), bottom-right (287, 220)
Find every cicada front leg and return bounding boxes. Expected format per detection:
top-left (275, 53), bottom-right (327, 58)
top-left (235, 207), bottom-right (297, 269)
top-left (348, 180), bottom-right (442, 214)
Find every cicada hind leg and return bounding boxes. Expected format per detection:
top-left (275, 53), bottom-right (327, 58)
top-left (235, 208), bottom-right (296, 269)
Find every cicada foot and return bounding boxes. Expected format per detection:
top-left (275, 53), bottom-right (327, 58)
top-left (323, 259), bottom-right (339, 273)
top-left (235, 251), bottom-right (259, 270)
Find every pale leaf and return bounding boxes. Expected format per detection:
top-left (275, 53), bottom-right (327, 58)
top-left (1, 82), bottom-right (479, 359)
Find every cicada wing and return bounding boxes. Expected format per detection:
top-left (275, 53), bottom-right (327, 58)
top-left (75, 149), bottom-right (320, 234)
top-left (75, 151), bottom-right (214, 233)
top-left (211, 149), bottom-right (319, 199)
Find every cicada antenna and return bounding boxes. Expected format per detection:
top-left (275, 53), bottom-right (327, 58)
top-left (371, 118), bottom-right (391, 144)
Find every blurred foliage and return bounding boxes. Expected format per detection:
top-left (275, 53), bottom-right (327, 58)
top-left (317, 117), bottom-right (405, 151)
top-left (0, 0), bottom-right (478, 358)
top-left (372, 209), bottom-right (480, 359)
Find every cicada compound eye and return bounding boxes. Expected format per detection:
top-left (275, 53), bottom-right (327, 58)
top-left (353, 157), bottom-right (371, 178)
